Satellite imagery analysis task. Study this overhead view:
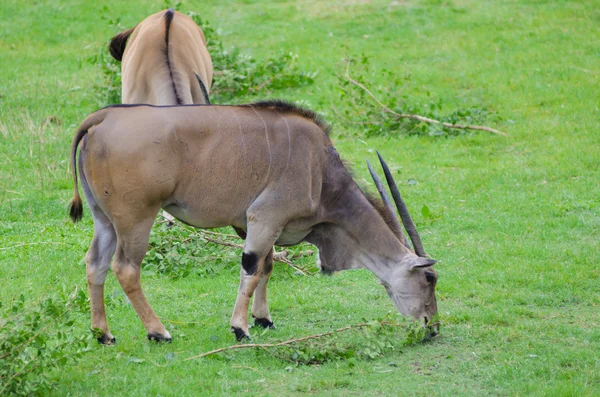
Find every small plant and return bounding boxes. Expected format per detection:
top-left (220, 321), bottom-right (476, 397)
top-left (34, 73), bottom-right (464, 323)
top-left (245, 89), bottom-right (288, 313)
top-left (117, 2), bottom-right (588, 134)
top-left (88, 7), bottom-right (125, 106)
top-left (183, 12), bottom-right (316, 103)
top-left (142, 219), bottom-right (316, 279)
top-left (142, 222), bottom-right (238, 279)
top-left (0, 287), bottom-right (92, 396)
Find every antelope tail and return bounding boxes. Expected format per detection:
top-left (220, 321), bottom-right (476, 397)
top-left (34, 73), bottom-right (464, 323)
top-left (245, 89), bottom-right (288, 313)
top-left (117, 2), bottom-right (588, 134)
top-left (69, 108), bottom-right (109, 223)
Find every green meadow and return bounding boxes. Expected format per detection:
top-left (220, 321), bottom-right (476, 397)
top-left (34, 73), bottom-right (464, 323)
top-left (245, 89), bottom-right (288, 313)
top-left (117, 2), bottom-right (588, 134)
top-left (1, 0), bottom-right (599, 395)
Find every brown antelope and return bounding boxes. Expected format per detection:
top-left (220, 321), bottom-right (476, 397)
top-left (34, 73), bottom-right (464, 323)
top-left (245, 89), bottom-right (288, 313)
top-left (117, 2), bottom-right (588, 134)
top-left (109, 9), bottom-right (213, 105)
top-left (69, 101), bottom-right (438, 344)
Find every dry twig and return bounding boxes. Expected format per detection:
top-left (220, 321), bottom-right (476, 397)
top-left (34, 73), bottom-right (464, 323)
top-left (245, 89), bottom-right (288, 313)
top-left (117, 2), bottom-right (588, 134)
top-left (273, 249), bottom-right (315, 261)
top-left (344, 61), bottom-right (507, 137)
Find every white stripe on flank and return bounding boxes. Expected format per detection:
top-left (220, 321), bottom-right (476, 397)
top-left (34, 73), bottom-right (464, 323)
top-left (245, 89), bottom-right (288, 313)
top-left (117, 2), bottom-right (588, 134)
top-left (251, 107), bottom-right (272, 184)
top-left (277, 112), bottom-right (292, 176)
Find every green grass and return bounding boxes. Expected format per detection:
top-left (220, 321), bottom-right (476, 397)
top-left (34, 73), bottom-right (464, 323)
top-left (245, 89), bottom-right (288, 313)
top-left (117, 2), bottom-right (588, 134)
top-left (1, 0), bottom-right (599, 395)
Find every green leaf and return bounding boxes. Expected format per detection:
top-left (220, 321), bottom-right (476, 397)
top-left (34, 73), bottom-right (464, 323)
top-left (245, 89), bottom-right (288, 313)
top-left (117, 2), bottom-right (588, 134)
top-left (421, 204), bottom-right (432, 219)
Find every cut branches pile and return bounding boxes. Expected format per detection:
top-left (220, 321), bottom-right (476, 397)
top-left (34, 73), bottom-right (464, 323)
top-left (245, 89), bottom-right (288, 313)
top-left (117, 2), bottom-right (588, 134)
top-left (153, 214), bottom-right (316, 277)
top-left (185, 319), bottom-right (408, 364)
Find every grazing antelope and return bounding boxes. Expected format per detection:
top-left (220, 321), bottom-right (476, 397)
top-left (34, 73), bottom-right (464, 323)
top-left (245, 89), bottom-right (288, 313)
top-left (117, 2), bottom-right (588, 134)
top-left (69, 101), bottom-right (438, 344)
top-left (109, 9), bottom-right (213, 105)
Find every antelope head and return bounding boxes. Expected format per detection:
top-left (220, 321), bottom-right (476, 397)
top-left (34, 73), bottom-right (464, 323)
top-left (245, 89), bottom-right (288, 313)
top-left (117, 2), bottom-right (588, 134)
top-left (368, 152), bottom-right (439, 336)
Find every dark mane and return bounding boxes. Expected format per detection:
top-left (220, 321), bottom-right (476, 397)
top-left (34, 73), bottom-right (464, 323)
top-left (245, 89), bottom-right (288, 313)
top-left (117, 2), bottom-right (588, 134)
top-left (324, 146), bottom-right (405, 242)
top-left (242, 100), bottom-right (331, 135)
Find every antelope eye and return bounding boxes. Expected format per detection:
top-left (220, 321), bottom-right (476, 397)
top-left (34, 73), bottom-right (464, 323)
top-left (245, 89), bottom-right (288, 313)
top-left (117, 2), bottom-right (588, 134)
top-left (425, 271), bottom-right (436, 284)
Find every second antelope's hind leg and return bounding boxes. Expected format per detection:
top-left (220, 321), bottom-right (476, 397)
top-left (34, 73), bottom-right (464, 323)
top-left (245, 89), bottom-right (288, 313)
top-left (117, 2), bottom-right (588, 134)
top-left (81, 171), bottom-right (117, 345)
top-left (111, 210), bottom-right (171, 342)
top-left (251, 249), bottom-right (275, 329)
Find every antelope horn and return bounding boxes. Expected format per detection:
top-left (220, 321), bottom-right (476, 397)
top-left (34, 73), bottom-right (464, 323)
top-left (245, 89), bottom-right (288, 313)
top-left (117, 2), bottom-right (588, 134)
top-left (376, 151), bottom-right (426, 257)
top-left (366, 160), bottom-right (411, 249)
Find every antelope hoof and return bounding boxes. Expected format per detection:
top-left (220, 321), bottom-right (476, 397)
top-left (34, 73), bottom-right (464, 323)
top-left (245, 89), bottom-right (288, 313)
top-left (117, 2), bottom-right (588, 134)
top-left (231, 327), bottom-right (251, 342)
top-left (253, 316), bottom-right (276, 329)
top-left (427, 322), bottom-right (440, 339)
top-left (147, 332), bottom-right (173, 343)
top-left (97, 333), bottom-right (116, 345)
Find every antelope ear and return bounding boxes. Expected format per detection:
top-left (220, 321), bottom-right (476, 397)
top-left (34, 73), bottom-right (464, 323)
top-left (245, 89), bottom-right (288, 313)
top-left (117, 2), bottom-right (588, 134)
top-left (409, 257), bottom-right (437, 269)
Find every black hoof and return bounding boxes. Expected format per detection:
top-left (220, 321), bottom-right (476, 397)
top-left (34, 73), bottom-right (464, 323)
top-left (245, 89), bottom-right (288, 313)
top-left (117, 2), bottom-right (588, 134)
top-left (97, 334), bottom-right (116, 345)
top-left (427, 322), bottom-right (440, 339)
top-left (147, 332), bottom-right (173, 343)
top-left (231, 327), bottom-right (251, 342)
top-left (253, 316), bottom-right (276, 329)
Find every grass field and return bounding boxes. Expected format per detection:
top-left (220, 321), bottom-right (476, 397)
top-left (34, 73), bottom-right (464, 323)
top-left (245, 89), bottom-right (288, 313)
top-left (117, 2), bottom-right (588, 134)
top-left (1, 0), bottom-right (599, 395)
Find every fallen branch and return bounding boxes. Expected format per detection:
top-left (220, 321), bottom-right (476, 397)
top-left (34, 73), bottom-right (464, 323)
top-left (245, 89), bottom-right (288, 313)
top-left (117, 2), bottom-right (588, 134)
top-left (273, 249), bottom-right (315, 261)
top-left (197, 229), bottom-right (240, 239)
top-left (185, 321), bottom-right (396, 361)
top-left (201, 235), bottom-right (311, 275)
top-left (201, 235), bottom-right (244, 251)
top-left (0, 286), bottom-right (79, 362)
top-left (344, 62), bottom-right (507, 137)
top-left (155, 214), bottom-right (315, 274)
top-left (270, 255), bottom-right (308, 276)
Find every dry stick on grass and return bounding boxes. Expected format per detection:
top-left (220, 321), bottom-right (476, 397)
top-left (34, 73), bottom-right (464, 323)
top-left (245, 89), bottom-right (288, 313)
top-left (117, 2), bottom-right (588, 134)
top-left (344, 62), bottom-right (508, 137)
top-left (185, 321), bottom-right (397, 361)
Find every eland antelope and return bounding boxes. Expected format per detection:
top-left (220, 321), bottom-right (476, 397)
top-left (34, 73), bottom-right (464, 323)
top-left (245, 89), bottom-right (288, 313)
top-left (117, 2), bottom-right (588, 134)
top-left (109, 9), bottom-right (212, 105)
top-left (69, 101), bottom-right (438, 344)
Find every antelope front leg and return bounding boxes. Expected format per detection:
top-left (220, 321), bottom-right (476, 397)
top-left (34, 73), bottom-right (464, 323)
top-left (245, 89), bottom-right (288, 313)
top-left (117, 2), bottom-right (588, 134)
top-left (230, 213), bottom-right (281, 340)
top-left (251, 249), bottom-right (275, 328)
top-left (230, 253), bottom-right (264, 341)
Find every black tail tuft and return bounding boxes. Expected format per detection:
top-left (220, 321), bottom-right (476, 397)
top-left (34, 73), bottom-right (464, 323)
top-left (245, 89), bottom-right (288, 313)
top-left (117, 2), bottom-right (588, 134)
top-left (165, 8), bottom-right (175, 23)
top-left (69, 195), bottom-right (83, 223)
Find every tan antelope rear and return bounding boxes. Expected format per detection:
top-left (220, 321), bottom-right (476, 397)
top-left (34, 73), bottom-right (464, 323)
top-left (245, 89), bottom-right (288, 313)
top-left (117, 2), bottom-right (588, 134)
top-left (69, 101), bottom-right (438, 343)
top-left (109, 9), bottom-right (212, 105)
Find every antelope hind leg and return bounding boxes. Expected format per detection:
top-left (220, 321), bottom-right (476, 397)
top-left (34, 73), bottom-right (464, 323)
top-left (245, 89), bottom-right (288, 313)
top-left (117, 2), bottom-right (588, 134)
top-left (111, 214), bottom-right (171, 342)
top-left (86, 215), bottom-right (117, 344)
top-left (81, 165), bottom-right (117, 345)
